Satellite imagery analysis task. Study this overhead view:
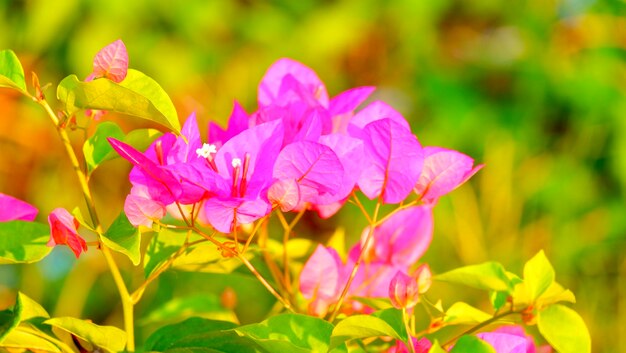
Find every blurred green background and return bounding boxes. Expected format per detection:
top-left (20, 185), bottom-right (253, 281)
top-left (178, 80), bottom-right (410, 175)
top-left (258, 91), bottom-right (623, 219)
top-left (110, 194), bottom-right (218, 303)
top-left (1, 0), bottom-right (625, 351)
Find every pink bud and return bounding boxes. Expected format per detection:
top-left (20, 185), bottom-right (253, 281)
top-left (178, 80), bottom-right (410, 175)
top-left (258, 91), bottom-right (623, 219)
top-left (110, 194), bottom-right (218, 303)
top-left (389, 271), bottom-right (419, 310)
top-left (414, 264), bottom-right (432, 294)
top-left (47, 208), bottom-right (87, 258)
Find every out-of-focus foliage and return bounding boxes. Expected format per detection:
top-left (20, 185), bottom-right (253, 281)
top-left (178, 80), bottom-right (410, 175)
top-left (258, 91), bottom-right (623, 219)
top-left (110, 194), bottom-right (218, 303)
top-left (0, 0), bottom-right (624, 351)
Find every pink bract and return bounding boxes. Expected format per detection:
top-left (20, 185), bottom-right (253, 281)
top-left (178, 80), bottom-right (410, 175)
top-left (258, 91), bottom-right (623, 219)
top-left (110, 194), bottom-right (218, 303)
top-left (415, 146), bottom-right (484, 204)
top-left (0, 193), bottom-right (38, 222)
top-left (89, 39), bottom-right (128, 83)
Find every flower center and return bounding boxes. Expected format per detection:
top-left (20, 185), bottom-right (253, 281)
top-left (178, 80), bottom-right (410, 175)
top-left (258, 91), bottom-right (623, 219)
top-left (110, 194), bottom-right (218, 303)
top-left (230, 154), bottom-right (251, 197)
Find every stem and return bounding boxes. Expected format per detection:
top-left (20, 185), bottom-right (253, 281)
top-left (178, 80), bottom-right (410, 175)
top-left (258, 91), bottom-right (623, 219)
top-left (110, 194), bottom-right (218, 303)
top-left (442, 309), bottom-right (521, 348)
top-left (279, 209), bottom-right (306, 296)
top-left (191, 225), bottom-right (294, 312)
top-left (37, 98), bottom-right (135, 351)
top-left (328, 201), bottom-right (381, 322)
top-left (131, 237), bottom-right (208, 304)
top-left (402, 308), bottom-right (417, 353)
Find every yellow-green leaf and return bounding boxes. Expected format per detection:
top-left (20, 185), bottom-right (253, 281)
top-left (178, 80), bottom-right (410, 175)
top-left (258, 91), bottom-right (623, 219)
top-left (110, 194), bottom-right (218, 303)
top-left (57, 70), bottom-right (180, 133)
top-left (44, 317), bottom-right (126, 353)
top-left (0, 50), bottom-right (27, 92)
top-left (537, 304), bottom-right (591, 353)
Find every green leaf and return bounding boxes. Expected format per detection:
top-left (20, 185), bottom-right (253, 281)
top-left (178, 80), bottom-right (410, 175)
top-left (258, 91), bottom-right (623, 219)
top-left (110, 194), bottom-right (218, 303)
top-left (44, 317), bottom-right (126, 353)
top-left (144, 228), bottom-right (188, 278)
top-left (537, 304), bottom-right (591, 353)
top-left (435, 262), bottom-right (511, 292)
top-left (236, 313), bottom-right (334, 353)
top-left (0, 292), bottom-right (50, 343)
top-left (449, 335), bottom-right (496, 353)
top-left (0, 49), bottom-right (27, 92)
top-left (57, 70), bottom-right (180, 133)
top-left (140, 294), bottom-right (238, 325)
top-left (17, 292), bottom-right (49, 322)
top-left (83, 121), bottom-right (124, 172)
top-left (523, 250), bottom-right (555, 301)
top-left (102, 212), bottom-right (141, 265)
top-left (351, 296), bottom-right (393, 311)
top-left (330, 314), bottom-right (402, 350)
top-left (124, 128), bottom-right (163, 152)
top-left (0, 308), bottom-right (19, 343)
top-left (145, 317), bottom-right (237, 351)
top-left (168, 330), bottom-right (266, 353)
top-left (489, 291), bottom-right (508, 311)
top-left (1, 325), bottom-right (61, 352)
top-left (0, 221), bottom-right (51, 264)
top-left (444, 302), bottom-right (492, 325)
top-left (371, 308), bottom-right (407, 341)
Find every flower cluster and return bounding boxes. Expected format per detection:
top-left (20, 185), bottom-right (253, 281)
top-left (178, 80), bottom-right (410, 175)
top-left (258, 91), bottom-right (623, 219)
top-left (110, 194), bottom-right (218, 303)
top-left (110, 58), bottom-right (481, 231)
top-left (109, 58), bottom-right (482, 316)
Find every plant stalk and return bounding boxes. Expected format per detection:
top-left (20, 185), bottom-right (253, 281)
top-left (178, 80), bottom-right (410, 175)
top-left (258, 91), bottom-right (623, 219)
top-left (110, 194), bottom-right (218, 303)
top-left (38, 98), bottom-right (135, 351)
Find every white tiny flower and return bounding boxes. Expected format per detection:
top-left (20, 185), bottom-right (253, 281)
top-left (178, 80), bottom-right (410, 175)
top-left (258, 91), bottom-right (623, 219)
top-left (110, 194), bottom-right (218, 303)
top-left (196, 143), bottom-right (217, 158)
top-left (231, 158), bottom-right (242, 168)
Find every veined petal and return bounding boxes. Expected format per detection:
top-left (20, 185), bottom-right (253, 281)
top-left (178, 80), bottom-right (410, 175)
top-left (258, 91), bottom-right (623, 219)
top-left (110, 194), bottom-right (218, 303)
top-left (273, 141), bottom-right (344, 202)
top-left (329, 86), bottom-right (376, 117)
top-left (415, 147), bottom-right (483, 203)
top-left (268, 179), bottom-right (301, 212)
top-left (258, 58), bottom-right (329, 107)
top-left (476, 332), bottom-right (529, 353)
top-left (349, 100), bottom-right (410, 131)
top-left (360, 205), bottom-right (433, 267)
top-left (300, 245), bottom-right (344, 301)
top-left (356, 118), bottom-right (423, 204)
top-left (90, 39), bottom-right (128, 83)
top-left (203, 198), bottom-right (270, 233)
top-left (124, 186), bottom-right (166, 227)
top-left (214, 120), bottom-right (284, 196)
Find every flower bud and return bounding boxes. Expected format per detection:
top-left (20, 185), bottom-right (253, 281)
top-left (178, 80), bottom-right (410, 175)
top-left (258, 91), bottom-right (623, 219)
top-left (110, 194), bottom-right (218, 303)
top-left (389, 271), bottom-right (419, 310)
top-left (414, 264), bottom-right (432, 294)
top-left (47, 208), bottom-right (87, 258)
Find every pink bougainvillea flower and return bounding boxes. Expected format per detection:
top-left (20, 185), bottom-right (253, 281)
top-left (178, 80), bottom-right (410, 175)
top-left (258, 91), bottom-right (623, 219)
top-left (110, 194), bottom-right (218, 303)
top-left (306, 134), bottom-right (364, 217)
top-left (110, 113), bottom-right (224, 209)
top-left (86, 39), bottom-right (128, 83)
top-left (272, 140), bottom-right (344, 208)
top-left (414, 263), bottom-right (432, 294)
top-left (124, 185), bottom-right (167, 227)
top-left (359, 205), bottom-right (433, 267)
top-left (268, 179), bottom-right (300, 212)
top-left (258, 58), bottom-right (329, 108)
top-left (201, 120), bottom-right (285, 233)
top-left (109, 136), bottom-right (184, 205)
top-left (348, 100), bottom-right (409, 131)
top-left (299, 244), bottom-right (345, 317)
top-left (328, 86), bottom-right (376, 133)
top-left (414, 147), bottom-right (484, 204)
top-left (0, 193), bottom-right (38, 222)
top-left (387, 337), bottom-right (432, 353)
top-left (478, 326), bottom-right (552, 353)
top-left (47, 208), bottom-right (87, 258)
top-left (389, 271), bottom-right (420, 310)
top-left (353, 118), bottom-right (424, 204)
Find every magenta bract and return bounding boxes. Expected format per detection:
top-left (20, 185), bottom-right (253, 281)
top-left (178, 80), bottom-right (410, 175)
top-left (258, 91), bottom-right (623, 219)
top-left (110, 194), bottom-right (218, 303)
top-left (0, 193), bottom-right (38, 222)
top-left (415, 146), bottom-right (484, 204)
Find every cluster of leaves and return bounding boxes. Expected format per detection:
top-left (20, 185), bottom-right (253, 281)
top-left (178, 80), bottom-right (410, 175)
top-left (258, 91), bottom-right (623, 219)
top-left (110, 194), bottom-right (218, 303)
top-left (0, 41), bottom-right (591, 353)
